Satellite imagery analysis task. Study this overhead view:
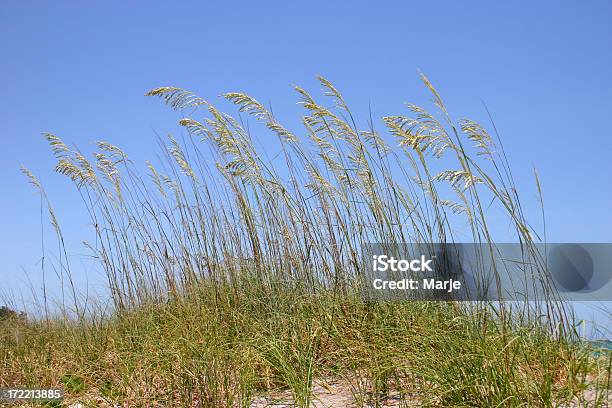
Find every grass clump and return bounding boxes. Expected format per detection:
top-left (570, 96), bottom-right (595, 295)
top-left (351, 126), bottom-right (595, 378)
top-left (2, 283), bottom-right (608, 406)
top-left (2, 75), bottom-right (610, 406)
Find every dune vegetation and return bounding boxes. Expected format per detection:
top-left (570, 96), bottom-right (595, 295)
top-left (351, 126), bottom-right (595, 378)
top-left (2, 76), bottom-right (610, 407)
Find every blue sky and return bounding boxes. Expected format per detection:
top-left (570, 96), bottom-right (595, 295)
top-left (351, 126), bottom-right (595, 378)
top-left (1, 1), bottom-right (611, 325)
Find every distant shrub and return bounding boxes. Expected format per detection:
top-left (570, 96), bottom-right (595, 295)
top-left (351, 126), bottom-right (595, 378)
top-left (0, 305), bottom-right (27, 322)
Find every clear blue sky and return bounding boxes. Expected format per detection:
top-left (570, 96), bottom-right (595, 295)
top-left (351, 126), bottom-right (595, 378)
top-left (1, 1), bottom-right (611, 324)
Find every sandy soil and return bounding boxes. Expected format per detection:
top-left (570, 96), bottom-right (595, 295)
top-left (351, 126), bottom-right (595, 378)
top-left (250, 377), bottom-right (420, 408)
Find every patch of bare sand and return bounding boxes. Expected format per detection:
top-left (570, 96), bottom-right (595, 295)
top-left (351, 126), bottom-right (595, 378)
top-left (250, 377), bottom-right (421, 407)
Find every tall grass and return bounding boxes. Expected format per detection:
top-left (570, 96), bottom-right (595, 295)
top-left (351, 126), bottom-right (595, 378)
top-left (2, 75), bottom-right (609, 406)
top-left (27, 75), bottom-right (557, 315)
